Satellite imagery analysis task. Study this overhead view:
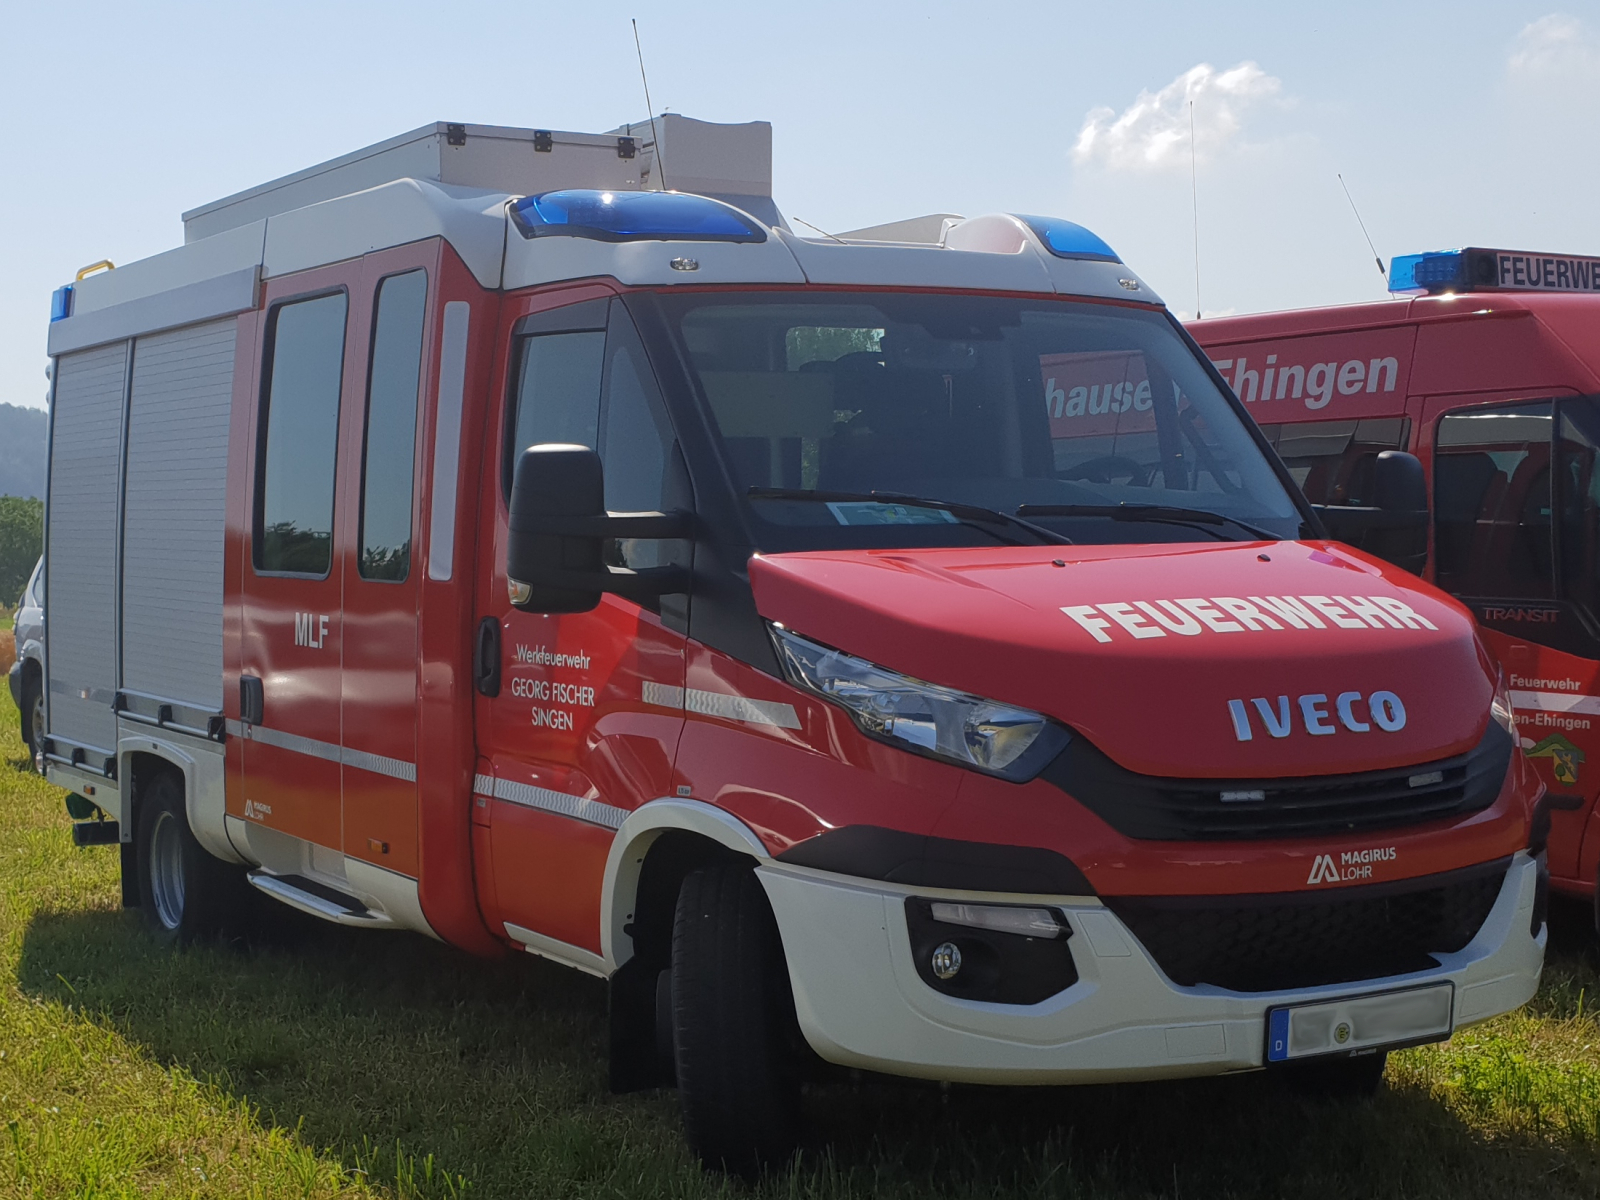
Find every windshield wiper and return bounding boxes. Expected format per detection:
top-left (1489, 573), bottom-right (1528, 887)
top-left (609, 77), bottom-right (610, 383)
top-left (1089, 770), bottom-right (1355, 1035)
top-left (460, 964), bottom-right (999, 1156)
top-left (749, 488), bottom-right (1073, 546)
top-left (1014, 504), bottom-right (1279, 542)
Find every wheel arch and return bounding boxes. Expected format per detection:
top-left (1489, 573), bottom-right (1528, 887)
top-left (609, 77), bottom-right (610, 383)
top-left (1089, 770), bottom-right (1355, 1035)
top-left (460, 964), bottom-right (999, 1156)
top-left (601, 799), bottom-right (769, 972)
top-left (117, 738), bottom-right (244, 865)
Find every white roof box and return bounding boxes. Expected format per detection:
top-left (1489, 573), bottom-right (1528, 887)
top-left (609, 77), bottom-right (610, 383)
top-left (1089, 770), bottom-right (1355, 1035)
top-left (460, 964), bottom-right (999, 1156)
top-left (182, 115), bottom-right (778, 243)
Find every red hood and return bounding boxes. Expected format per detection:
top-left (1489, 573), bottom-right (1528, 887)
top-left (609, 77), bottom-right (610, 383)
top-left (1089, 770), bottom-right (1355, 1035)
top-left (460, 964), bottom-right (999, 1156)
top-left (749, 540), bottom-right (1491, 779)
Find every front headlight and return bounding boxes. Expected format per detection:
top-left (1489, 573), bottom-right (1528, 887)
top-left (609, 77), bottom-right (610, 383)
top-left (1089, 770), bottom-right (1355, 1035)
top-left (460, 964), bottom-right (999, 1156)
top-left (770, 625), bottom-right (1069, 780)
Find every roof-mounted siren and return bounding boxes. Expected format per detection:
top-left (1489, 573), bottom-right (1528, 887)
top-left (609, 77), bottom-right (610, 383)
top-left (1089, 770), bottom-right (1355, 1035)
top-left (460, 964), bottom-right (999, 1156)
top-left (509, 189), bottom-right (768, 243)
top-left (1390, 247), bottom-right (1600, 296)
top-left (943, 213), bottom-right (1122, 262)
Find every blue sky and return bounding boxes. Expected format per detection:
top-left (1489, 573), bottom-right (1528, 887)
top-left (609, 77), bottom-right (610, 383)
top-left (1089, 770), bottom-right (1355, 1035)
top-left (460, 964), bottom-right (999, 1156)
top-left (4, 1), bottom-right (1596, 410)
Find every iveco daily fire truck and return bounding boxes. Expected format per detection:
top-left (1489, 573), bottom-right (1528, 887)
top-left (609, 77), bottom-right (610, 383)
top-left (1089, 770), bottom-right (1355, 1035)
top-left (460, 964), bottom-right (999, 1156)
top-left (1192, 247), bottom-right (1600, 937)
top-left (37, 117), bottom-right (1545, 1173)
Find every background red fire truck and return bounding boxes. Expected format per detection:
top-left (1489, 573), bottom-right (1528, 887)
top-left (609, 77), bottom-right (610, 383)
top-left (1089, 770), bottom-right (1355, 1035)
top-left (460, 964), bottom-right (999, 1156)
top-left (1191, 246), bottom-right (1600, 928)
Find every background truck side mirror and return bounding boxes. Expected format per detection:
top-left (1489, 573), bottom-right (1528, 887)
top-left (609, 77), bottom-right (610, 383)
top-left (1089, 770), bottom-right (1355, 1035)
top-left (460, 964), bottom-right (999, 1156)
top-left (1312, 450), bottom-right (1429, 576)
top-left (506, 444), bottom-right (691, 614)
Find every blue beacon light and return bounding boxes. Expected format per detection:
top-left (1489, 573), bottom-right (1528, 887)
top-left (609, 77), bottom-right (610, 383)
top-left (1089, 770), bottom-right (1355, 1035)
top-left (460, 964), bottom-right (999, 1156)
top-left (510, 189), bottom-right (767, 243)
top-left (1015, 216), bottom-right (1122, 263)
top-left (50, 284), bottom-right (74, 322)
top-left (1388, 250), bottom-right (1465, 295)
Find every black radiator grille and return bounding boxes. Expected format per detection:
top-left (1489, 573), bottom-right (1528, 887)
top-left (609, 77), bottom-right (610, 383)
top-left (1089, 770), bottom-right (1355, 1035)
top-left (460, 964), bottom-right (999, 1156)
top-left (1104, 858), bottom-right (1510, 992)
top-left (1043, 721), bottom-right (1511, 841)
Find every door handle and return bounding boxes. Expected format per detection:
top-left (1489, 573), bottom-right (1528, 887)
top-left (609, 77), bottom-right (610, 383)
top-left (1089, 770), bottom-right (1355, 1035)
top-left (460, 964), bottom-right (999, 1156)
top-left (240, 675), bottom-right (264, 725)
top-left (474, 618), bottom-right (501, 698)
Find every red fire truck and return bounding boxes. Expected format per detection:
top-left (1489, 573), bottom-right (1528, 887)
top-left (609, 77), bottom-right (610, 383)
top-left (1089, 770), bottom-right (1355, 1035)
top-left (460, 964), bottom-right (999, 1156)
top-left (38, 120), bottom-right (1546, 1173)
top-left (1190, 247), bottom-right (1600, 935)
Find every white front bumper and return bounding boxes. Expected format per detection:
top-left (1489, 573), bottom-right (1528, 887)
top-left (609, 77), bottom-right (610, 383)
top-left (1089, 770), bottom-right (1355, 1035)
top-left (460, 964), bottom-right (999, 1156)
top-left (757, 851), bottom-right (1545, 1085)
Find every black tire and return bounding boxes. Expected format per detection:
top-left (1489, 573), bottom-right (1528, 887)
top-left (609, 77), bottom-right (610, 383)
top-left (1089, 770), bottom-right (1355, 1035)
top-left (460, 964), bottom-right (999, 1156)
top-left (135, 770), bottom-right (250, 944)
top-left (670, 863), bottom-right (801, 1177)
top-left (19, 669), bottom-right (43, 769)
top-left (1285, 1050), bottom-right (1388, 1098)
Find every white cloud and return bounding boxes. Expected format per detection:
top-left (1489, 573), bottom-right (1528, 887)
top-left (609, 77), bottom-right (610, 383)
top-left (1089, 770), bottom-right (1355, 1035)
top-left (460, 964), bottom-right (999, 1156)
top-left (1508, 13), bottom-right (1600, 78)
top-left (1073, 62), bottom-right (1281, 173)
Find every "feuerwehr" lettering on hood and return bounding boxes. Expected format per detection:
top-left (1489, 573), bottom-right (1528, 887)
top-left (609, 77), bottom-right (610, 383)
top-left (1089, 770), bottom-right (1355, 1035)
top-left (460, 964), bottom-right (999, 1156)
top-left (1061, 594), bottom-right (1437, 642)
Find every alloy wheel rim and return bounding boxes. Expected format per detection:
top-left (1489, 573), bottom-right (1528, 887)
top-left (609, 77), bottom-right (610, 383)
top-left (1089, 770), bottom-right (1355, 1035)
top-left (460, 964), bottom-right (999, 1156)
top-left (29, 695), bottom-right (44, 748)
top-left (148, 811), bottom-right (186, 930)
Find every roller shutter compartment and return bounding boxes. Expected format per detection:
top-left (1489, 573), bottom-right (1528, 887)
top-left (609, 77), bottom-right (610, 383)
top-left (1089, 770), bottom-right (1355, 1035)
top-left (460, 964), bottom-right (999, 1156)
top-left (121, 320), bottom-right (236, 716)
top-left (46, 342), bottom-right (129, 756)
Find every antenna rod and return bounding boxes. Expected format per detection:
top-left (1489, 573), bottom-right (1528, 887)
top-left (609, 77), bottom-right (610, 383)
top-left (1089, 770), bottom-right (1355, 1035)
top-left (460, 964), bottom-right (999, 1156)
top-left (1338, 173), bottom-right (1386, 281)
top-left (1189, 101), bottom-right (1201, 319)
top-left (632, 19), bottom-right (667, 190)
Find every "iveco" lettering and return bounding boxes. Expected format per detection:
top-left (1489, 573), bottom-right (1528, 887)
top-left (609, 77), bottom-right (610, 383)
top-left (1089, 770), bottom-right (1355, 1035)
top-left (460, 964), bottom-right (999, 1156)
top-left (1228, 690), bottom-right (1407, 741)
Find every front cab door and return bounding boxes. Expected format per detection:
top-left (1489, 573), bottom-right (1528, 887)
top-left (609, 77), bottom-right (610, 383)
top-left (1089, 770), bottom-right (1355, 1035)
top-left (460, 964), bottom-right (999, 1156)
top-left (476, 293), bottom-right (690, 957)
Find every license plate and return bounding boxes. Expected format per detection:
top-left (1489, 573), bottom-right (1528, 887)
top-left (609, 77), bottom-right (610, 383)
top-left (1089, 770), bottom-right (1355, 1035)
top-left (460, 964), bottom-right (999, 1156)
top-left (1266, 983), bottom-right (1454, 1062)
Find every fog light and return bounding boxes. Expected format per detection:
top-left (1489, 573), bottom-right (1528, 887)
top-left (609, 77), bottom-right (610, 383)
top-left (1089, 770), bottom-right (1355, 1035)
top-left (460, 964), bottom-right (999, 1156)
top-left (930, 941), bottom-right (962, 980)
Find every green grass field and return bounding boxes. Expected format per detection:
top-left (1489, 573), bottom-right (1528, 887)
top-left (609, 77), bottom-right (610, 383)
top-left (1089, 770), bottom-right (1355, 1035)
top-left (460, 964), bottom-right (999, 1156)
top-left (1, 690), bottom-right (1597, 1199)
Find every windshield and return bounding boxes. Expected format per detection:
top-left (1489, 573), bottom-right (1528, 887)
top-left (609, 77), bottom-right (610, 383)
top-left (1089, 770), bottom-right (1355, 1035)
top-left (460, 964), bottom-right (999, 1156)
top-left (657, 291), bottom-right (1304, 549)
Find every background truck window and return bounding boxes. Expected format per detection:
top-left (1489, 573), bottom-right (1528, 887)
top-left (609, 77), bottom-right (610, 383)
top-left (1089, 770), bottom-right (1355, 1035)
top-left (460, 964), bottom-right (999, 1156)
top-left (1433, 403), bottom-right (1555, 601)
top-left (255, 292), bottom-right (349, 575)
top-left (1557, 400), bottom-right (1600, 630)
top-left (358, 270), bottom-right (427, 582)
top-left (1258, 418), bottom-right (1410, 506)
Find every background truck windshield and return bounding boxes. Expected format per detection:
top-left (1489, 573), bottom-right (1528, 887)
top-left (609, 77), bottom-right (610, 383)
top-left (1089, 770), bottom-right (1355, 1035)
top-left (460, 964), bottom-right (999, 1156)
top-left (660, 292), bottom-right (1304, 549)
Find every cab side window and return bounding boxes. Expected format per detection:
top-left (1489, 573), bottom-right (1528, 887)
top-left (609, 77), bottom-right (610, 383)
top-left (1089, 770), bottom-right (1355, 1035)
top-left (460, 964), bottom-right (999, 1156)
top-left (358, 270), bottom-right (428, 581)
top-left (505, 301), bottom-right (681, 573)
top-left (1433, 403), bottom-right (1554, 600)
top-left (255, 292), bottom-right (349, 575)
top-left (599, 308), bottom-right (679, 569)
top-left (505, 329), bottom-right (607, 487)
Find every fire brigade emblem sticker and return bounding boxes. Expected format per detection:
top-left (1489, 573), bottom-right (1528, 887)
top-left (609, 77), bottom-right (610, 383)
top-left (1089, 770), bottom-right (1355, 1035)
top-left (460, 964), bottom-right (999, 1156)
top-left (1525, 732), bottom-right (1584, 786)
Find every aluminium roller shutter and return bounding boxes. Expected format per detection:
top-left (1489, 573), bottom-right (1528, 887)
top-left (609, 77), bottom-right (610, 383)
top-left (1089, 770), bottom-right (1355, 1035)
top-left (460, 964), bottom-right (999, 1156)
top-left (120, 320), bottom-right (236, 715)
top-left (46, 341), bottom-right (129, 755)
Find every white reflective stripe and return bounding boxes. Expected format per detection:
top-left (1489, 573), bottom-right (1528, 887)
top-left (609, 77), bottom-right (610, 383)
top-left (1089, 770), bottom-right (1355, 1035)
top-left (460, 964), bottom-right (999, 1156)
top-left (473, 772), bottom-right (494, 796)
top-left (340, 745), bottom-right (418, 783)
top-left (231, 722), bottom-right (416, 782)
top-left (427, 301), bottom-right (470, 582)
top-left (1509, 689), bottom-right (1600, 715)
top-left (493, 777), bottom-right (627, 830)
top-left (642, 681), bottom-right (801, 730)
top-left (642, 681), bottom-right (684, 709)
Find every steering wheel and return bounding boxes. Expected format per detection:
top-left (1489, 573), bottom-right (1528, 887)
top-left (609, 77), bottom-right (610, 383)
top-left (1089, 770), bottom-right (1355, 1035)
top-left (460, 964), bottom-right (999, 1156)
top-left (1063, 455), bottom-right (1151, 485)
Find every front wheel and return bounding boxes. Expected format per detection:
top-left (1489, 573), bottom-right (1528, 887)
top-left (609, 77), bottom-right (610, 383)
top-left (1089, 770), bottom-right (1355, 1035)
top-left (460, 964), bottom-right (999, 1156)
top-left (135, 770), bottom-right (249, 944)
top-left (670, 863), bottom-right (802, 1177)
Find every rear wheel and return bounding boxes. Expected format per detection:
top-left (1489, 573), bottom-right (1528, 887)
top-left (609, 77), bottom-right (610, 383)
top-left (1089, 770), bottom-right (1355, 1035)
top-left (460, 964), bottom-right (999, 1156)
top-left (19, 670), bottom-right (43, 769)
top-left (135, 770), bottom-right (249, 944)
top-left (1285, 1050), bottom-right (1388, 1098)
top-left (670, 863), bottom-right (801, 1177)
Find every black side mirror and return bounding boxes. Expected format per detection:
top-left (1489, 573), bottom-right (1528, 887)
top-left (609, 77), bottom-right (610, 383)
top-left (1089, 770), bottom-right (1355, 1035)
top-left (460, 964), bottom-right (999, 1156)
top-left (1313, 450), bottom-right (1429, 575)
top-left (506, 444), bottom-right (691, 614)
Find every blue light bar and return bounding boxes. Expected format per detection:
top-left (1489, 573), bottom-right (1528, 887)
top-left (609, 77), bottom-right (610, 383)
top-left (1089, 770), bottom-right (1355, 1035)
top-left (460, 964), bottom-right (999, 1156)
top-left (50, 284), bottom-right (74, 322)
top-left (510, 190), bottom-right (767, 244)
top-left (1389, 250), bottom-right (1465, 295)
top-left (1385, 246), bottom-right (1600, 295)
top-left (1015, 215), bottom-right (1121, 263)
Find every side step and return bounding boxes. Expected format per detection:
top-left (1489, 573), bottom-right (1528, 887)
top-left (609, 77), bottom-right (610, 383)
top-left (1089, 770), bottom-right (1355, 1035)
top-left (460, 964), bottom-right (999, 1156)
top-left (247, 871), bottom-right (396, 928)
